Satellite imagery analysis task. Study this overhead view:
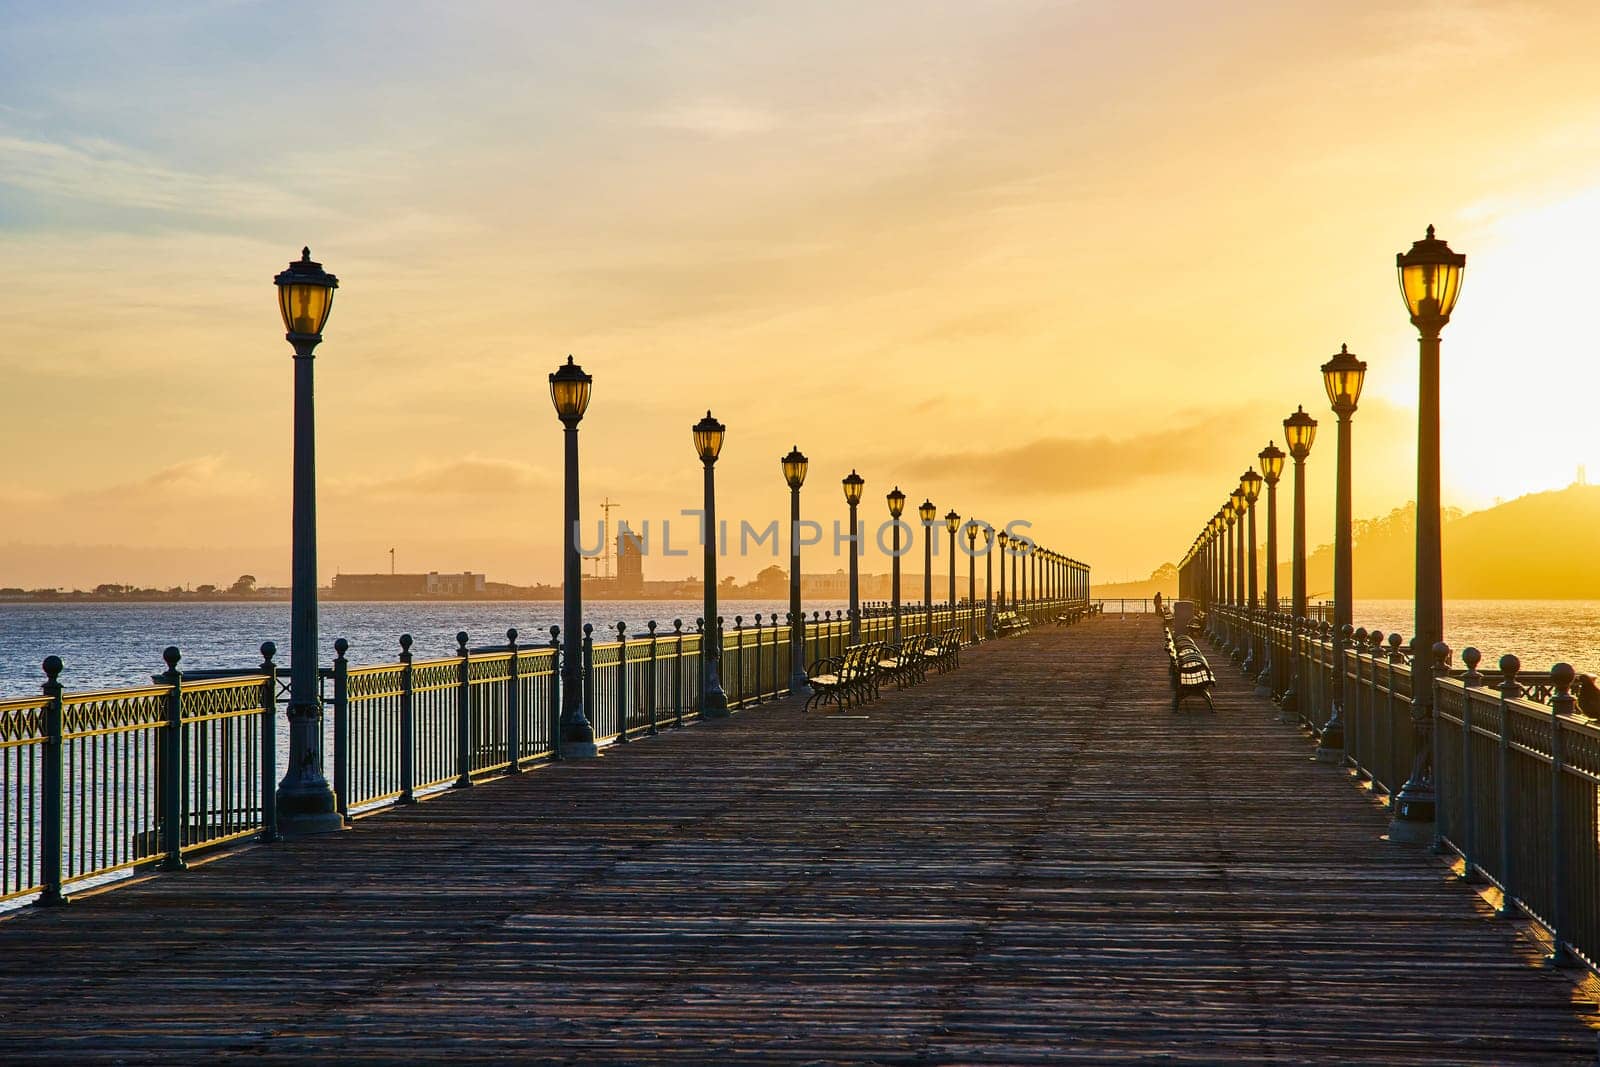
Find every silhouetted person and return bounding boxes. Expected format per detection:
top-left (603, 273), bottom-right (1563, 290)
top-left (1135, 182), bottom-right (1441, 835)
top-left (1578, 674), bottom-right (1600, 718)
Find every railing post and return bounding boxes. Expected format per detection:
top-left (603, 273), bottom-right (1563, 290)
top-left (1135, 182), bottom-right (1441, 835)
top-left (454, 631), bottom-right (473, 788)
top-left (39, 656), bottom-right (66, 906)
top-left (331, 638), bottom-right (350, 823)
top-left (1495, 654), bottom-right (1520, 917)
top-left (398, 634), bottom-right (416, 802)
top-left (1547, 662), bottom-right (1575, 966)
top-left (616, 622), bottom-right (630, 743)
top-left (1349, 628), bottom-right (1369, 776)
top-left (1456, 647), bottom-right (1482, 881)
top-left (582, 624), bottom-right (595, 734)
top-left (506, 628), bottom-right (522, 772)
top-left (259, 642), bottom-right (280, 842)
top-left (549, 627), bottom-right (563, 760)
top-left (646, 621), bottom-right (659, 736)
top-left (673, 620), bottom-right (685, 728)
top-left (1389, 638), bottom-right (1443, 844)
top-left (159, 646), bottom-right (187, 872)
top-left (734, 616), bottom-right (746, 708)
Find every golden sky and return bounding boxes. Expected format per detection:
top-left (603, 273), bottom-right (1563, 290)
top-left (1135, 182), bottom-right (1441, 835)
top-left (2, 1), bottom-right (1599, 588)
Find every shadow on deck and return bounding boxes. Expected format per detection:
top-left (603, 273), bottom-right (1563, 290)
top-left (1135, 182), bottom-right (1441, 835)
top-left (0, 615), bottom-right (1594, 1063)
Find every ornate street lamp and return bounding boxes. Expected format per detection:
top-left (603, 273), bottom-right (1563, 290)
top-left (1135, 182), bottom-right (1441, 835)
top-left (551, 356), bottom-right (598, 757)
top-left (1240, 468), bottom-right (1263, 675)
top-left (965, 520), bottom-right (980, 641)
top-left (842, 470), bottom-right (865, 642)
top-left (982, 524), bottom-right (995, 638)
top-left (273, 248), bottom-right (343, 834)
top-left (1227, 491), bottom-right (1245, 659)
top-left (887, 487), bottom-right (907, 642)
top-left (1282, 404), bottom-right (1318, 716)
top-left (997, 529), bottom-right (1009, 617)
top-left (918, 499), bottom-right (937, 633)
top-left (694, 411), bottom-right (729, 717)
top-left (782, 446), bottom-right (809, 695)
top-left (1391, 226), bottom-right (1464, 842)
top-left (945, 510), bottom-right (960, 620)
top-left (1316, 343), bottom-right (1367, 760)
top-left (1256, 440), bottom-right (1286, 696)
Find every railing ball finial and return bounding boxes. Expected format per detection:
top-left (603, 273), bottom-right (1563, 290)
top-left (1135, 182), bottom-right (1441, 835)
top-left (674, 619), bottom-right (683, 634)
top-left (334, 637), bottom-right (349, 660)
top-left (583, 623), bottom-right (593, 637)
top-left (1388, 632), bottom-right (1404, 660)
top-left (1552, 661), bottom-right (1576, 695)
top-left (163, 645), bottom-right (181, 671)
top-left (1499, 653), bottom-right (1522, 697)
top-left (1461, 646), bottom-right (1482, 686)
top-left (260, 641), bottom-right (277, 666)
top-left (456, 631), bottom-right (469, 654)
top-left (1339, 623), bottom-right (1353, 641)
top-left (400, 633), bottom-right (413, 652)
top-left (1433, 641), bottom-right (1451, 669)
top-left (648, 620), bottom-right (658, 635)
top-left (506, 627), bottom-right (518, 644)
top-left (42, 655), bottom-right (63, 683)
top-left (617, 621), bottom-right (627, 638)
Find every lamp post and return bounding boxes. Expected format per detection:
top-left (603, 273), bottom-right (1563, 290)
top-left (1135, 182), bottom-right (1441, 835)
top-left (965, 521), bottom-right (979, 640)
top-left (1256, 441), bottom-right (1285, 696)
top-left (997, 529), bottom-right (1009, 617)
top-left (782, 446), bottom-right (809, 695)
top-left (1392, 225), bottom-right (1465, 841)
top-left (1010, 537), bottom-right (1019, 609)
top-left (945, 510), bottom-right (960, 620)
top-left (551, 356), bottom-right (598, 757)
top-left (887, 487), bottom-right (907, 642)
top-left (1209, 511), bottom-right (1222, 630)
top-left (1240, 468), bottom-right (1262, 676)
top-left (1224, 496), bottom-right (1239, 656)
top-left (1317, 344), bottom-right (1368, 761)
top-left (273, 247), bottom-right (344, 834)
top-left (983, 525), bottom-right (995, 638)
top-left (918, 499), bottom-right (937, 633)
top-left (1282, 405), bottom-right (1318, 716)
top-left (843, 470), bottom-right (864, 642)
top-left (694, 412), bottom-right (729, 717)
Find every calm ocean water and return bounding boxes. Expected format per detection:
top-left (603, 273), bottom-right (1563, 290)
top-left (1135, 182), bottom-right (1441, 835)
top-left (1347, 599), bottom-right (1600, 675)
top-left (3, 597), bottom-right (1596, 699)
top-left (0, 599), bottom-right (852, 699)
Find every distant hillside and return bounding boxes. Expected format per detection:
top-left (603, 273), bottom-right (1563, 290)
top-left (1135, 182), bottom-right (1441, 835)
top-left (1300, 483), bottom-right (1600, 599)
top-left (1113, 484), bottom-right (1600, 604)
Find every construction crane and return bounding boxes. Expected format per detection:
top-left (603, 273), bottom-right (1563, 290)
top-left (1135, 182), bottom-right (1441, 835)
top-left (593, 498), bottom-right (621, 579)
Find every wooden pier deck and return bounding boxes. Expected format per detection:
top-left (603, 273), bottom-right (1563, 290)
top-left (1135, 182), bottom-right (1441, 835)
top-left (1, 616), bottom-right (1595, 1063)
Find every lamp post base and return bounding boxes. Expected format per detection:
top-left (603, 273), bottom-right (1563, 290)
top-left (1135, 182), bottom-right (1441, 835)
top-left (562, 740), bottom-right (600, 759)
top-left (1386, 807), bottom-right (1435, 844)
top-left (278, 810), bottom-right (346, 836)
top-left (1315, 715), bottom-right (1344, 762)
top-left (789, 671), bottom-right (811, 698)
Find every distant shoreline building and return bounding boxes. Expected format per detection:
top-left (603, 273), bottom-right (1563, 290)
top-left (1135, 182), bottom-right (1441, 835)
top-left (331, 571), bottom-right (487, 598)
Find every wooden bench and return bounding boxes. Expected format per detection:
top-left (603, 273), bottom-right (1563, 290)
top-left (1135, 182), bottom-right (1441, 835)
top-left (877, 635), bottom-right (932, 689)
top-left (923, 628), bottom-right (962, 674)
top-left (805, 642), bottom-right (881, 712)
top-left (995, 611), bottom-right (1028, 637)
top-left (1166, 627), bottom-right (1216, 711)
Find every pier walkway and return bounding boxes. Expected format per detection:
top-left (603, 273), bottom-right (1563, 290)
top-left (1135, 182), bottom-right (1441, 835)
top-left (0, 617), bottom-right (1595, 1063)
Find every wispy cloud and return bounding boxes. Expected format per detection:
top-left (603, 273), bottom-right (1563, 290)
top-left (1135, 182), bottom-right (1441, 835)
top-left (903, 413), bottom-right (1246, 495)
top-left (647, 100), bottom-right (781, 138)
top-left (0, 129), bottom-right (318, 219)
top-left (332, 457), bottom-right (554, 498)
